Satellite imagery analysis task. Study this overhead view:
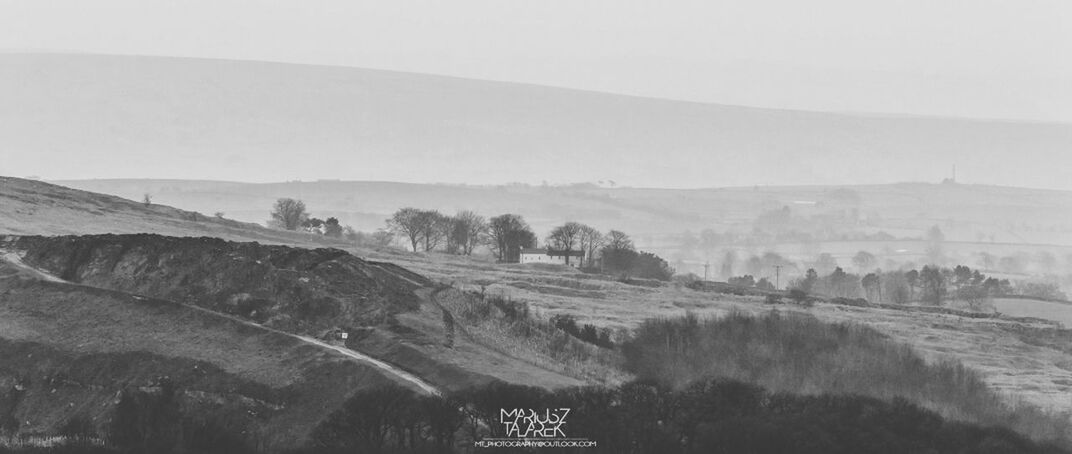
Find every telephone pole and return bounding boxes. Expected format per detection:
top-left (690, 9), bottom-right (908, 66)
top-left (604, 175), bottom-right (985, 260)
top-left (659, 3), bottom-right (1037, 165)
top-left (773, 265), bottom-right (782, 290)
top-left (703, 262), bottom-right (710, 281)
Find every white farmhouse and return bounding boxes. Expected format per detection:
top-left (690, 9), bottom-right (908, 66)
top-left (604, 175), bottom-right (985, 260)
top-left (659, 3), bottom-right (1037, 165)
top-left (519, 248), bottom-right (585, 268)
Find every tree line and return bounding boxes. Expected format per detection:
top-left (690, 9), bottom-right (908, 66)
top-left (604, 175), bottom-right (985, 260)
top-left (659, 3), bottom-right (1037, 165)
top-left (268, 198), bottom-right (674, 280)
top-left (779, 264), bottom-right (1066, 308)
top-left (385, 208), bottom-right (674, 281)
top-left (268, 198), bottom-right (345, 238)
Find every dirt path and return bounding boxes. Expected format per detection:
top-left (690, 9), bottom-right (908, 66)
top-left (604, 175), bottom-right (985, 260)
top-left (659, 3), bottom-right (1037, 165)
top-left (0, 248), bottom-right (443, 396)
top-left (0, 251), bottom-right (65, 283)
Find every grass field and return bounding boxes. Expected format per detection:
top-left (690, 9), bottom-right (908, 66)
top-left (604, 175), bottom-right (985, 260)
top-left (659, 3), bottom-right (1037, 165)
top-left (6, 177), bottom-right (1072, 449)
top-left (376, 251), bottom-right (1072, 417)
top-left (995, 298), bottom-right (1072, 327)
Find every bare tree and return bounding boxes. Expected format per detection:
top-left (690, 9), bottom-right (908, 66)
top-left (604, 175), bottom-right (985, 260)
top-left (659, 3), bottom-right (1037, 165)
top-left (387, 208), bottom-right (450, 252)
top-left (451, 210), bottom-right (488, 256)
top-left (546, 222), bottom-right (584, 265)
top-left (920, 265), bottom-right (946, 305)
top-left (578, 225), bottom-right (604, 268)
top-left (487, 214), bottom-right (536, 262)
top-left (388, 207), bottom-right (429, 252)
top-left (270, 198), bottom-right (308, 230)
top-left (423, 211), bottom-right (450, 252)
top-left (444, 215), bottom-right (463, 254)
top-left (604, 230), bottom-right (634, 251)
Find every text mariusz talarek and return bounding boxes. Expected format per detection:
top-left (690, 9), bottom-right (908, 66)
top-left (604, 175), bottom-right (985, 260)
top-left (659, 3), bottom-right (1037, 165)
top-left (501, 408), bottom-right (569, 438)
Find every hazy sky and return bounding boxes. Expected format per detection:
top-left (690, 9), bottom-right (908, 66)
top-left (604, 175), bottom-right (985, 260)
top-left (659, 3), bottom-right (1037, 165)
top-left (2, 0), bottom-right (1071, 122)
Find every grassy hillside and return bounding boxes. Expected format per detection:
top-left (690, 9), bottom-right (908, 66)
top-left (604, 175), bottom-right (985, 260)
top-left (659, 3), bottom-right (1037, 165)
top-left (0, 177), bottom-right (344, 247)
top-left (623, 311), bottom-right (1071, 443)
top-left (54, 178), bottom-right (1072, 279)
top-left (380, 251), bottom-right (1072, 418)
top-left (5, 177), bottom-right (1072, 449)
top-left (0, 269), bottom-right (411, 451)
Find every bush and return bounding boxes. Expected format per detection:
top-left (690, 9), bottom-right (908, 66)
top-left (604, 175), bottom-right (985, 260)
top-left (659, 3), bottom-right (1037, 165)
top-left (552, 314), bottom-right (614, 349)
top-left (788, 288), bottom-right (809, 305)
top-left (305, 379), bottom-right (1067, 454)
top-left (620, 311), bottom-right (1072, 448)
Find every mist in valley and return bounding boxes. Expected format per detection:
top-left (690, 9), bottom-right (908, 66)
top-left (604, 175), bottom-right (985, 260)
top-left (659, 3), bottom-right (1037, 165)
top-left (3, 2), bottom-right (1072, 453)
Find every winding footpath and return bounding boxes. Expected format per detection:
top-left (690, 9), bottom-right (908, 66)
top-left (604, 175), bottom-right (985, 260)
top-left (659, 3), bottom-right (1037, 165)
top-left (0, 247), bottom-right (443, 396)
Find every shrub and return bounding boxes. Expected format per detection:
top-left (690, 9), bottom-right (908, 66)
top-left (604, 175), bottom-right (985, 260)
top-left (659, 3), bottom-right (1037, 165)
top-left (620, 311), bottom-right (1072, 448)
top-left (306, 380), bottom-right (1067, 454)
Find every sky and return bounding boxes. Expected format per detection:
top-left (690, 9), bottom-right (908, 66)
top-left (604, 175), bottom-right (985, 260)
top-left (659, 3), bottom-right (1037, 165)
top-left (2, 0), bottom-right (1071, 123)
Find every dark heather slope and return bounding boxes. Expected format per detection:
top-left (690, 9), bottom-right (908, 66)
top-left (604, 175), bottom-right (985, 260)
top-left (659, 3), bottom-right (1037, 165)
top-left (7, 234), bottom-right (422, 332)
top-left (0, 272), bottom-right (410, 452)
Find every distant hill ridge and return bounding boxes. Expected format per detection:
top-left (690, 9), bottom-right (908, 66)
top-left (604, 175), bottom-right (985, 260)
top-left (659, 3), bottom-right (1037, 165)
top-left (2, 53), bottom-right (1071, 189)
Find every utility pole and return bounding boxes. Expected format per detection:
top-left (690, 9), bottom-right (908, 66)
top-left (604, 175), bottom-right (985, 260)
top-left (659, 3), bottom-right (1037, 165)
top-left (703, 262), bottom-right (710, 281)
top-left (773, 265), bottom-right (782, 290)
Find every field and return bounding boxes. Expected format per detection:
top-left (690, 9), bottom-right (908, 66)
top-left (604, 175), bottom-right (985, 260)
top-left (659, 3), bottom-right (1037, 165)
top-left (6, 177), bottom-right (1072, 450)
top-left (53, 178), bottom-right (1072, 285)
top-left (0, 177), bottom-right (345, 247)
top-left (372, 251), bottom-right (1072, 416)
top-left (995, 298), bottom-right (1072, 327)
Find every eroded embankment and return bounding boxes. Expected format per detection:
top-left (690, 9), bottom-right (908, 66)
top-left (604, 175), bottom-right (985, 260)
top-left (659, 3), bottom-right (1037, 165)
top-left (4, 234), bottom-right (422, 331)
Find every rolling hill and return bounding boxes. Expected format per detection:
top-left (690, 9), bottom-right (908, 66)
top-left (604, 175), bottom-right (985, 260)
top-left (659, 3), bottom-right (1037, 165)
top-left (0, 178), bottom-right (586, 451)
top-left (53, 178), bottom-right (1072, 279)
top-left (4, 180), bottom-right (1072, 450)
top-left (0, 176), bottom-right (346, 247)
top-left (2, 53), bottom-right (1071, 191)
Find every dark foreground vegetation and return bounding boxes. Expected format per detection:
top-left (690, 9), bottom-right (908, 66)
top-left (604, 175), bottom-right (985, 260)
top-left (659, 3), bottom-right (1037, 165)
top-left (622, 311), bottom-right (1072, 448)
top-left (9, 379), bottom-right (1062, 454)
top-left (307, 380), bottom-right (1069, 454)
top-left (29, 301), bottom-right (1055, 454)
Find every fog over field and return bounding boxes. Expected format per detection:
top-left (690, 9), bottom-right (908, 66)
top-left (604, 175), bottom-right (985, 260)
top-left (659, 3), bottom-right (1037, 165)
top-left (3, 2), bottom-right (1072, 453)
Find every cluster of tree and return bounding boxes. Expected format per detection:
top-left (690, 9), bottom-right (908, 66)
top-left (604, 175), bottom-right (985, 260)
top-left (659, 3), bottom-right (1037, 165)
top-left (300, 379), bottom-right (1063, 454)
top-left (540, 223), bottom-right (672, 280)
top-left (299, 216), bottom-right (343, 237)
top-left (384, 208), bottom-right (674, 280)
top-left (599, 230), bottom-right (674, 281)
top-left (268, 198), bottom-right (345, 238)
top-left (385, 209), bottom-right (539, 258)
top-left (790, 267), bottom-right (866, 300)
top-left (551, 314), bottom-right (614, 348)
top-left (486, 214), bottom-right (537, 262)
top-left (387, 208), bottom-right (488, 254)
top-left (727, 274), bottom-right (776, 290)
top-left (787, 263), bottom-right (1070, 309)
top-left (106, 378), bottom-right (255, 454)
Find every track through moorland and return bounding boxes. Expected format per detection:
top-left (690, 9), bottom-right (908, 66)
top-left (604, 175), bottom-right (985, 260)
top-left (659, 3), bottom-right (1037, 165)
top-left (0, 247), bottom-right (443, 396)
